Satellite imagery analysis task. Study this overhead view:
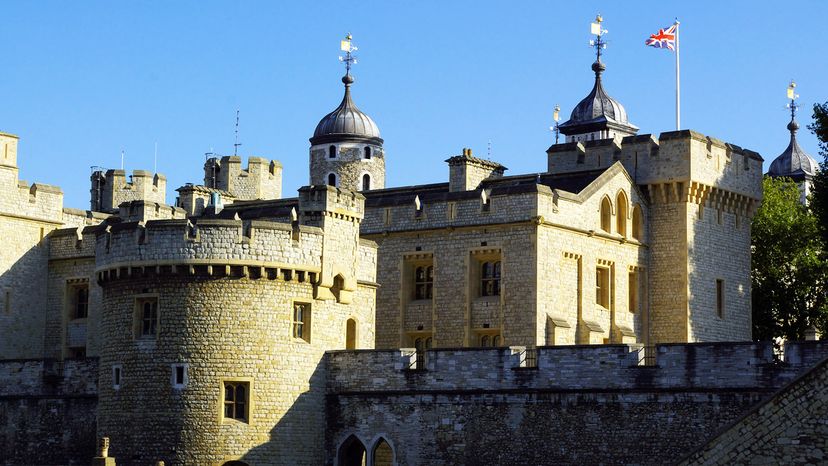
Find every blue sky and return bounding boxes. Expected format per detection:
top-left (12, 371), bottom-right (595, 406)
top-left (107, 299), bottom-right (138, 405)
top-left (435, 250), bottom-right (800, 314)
top-left (2, 1), bottom-right (826, 208)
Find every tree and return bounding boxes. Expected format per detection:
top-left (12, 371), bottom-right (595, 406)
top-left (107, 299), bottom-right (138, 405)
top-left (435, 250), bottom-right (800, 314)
top-left (751, 177), bottom-right (828, 340)
top-left (807, 102), bottom-right (828, 244)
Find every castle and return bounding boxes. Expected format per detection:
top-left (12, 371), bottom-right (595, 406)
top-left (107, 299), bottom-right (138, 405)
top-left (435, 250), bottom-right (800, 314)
top-left (1, 30), bottom-right (826, 466)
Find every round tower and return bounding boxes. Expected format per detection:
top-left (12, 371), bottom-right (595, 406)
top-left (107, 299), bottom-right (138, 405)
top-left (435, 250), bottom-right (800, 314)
top-left (309, 73), bottom-right (385, 191)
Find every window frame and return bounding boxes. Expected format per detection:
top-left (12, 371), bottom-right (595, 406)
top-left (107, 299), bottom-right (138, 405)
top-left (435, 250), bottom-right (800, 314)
top-left (220, 378), bottom-right (253, 424)
top-left (716, 279), bottom-right (725, 318)
top-left (68, 282), bottom-right (89, 320)
top-left (133, 295), bottom-right (160, 340)
top-left (596, 266), bottom-right (611, 309)
top-left (480, 261), bottom-right (502, 297)
top-left (292, 301), bottom-right (312, 343)
top-left (413, 265), bottom-right (434, 300)
top-left (171, 363), bottom-right (189, 389)
top-left (112, 364), bottom-right (122, 390)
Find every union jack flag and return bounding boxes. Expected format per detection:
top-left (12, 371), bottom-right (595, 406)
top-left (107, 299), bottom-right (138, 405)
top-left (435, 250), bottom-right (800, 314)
top-left (645, 24), bottom-right (677, 51)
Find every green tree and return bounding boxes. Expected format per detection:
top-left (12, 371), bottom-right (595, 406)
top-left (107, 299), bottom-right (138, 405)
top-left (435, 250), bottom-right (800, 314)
top-left (807, 102), bottom-right (828, 244)
top-left (752, 176), bottom-right (828, 340)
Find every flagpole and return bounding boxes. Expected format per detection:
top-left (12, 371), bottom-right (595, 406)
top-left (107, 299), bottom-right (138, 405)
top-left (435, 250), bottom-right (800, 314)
top-left (675, 19), bottom-right (681, 130)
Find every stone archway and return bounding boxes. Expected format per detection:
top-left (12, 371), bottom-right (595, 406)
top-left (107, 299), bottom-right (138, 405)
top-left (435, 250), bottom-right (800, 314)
top-left (337, 434), bottom-right (367, 466)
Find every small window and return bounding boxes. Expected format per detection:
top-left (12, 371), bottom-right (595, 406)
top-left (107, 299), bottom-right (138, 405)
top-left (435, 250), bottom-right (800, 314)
top-left (364, 146), bottom-right (371, 159)
top-left (171, 364), bottom-right (188, 389)
top-left (631, 205), bottom-right (643, 241)
top-left (293, 302), bottom-right (311, 342)
top-left (716, 279), bottom-right (725, 318)
top-left (223, 381), bottom-right (249, 422)
top-left (362, 173), bottom-right (371, 191)
top-left (628, 271), bottom-right (639, 313)
top-left (481, 335), bottom-right (490, 347)
top-left (600, 197), bottom-right (612, 233)
top-left (414, 265), bottom-right (434, 300)
top-left (135, 297), bottom-right (159, 339)
top-left (616, 192), bottom-right (628, 237)
top-left (112, 365), bottom-right (122, 390)
top-left (346, 318), bottom-right (357, 350)
top-left (481, 261), bottom-right (501, 297)
top-left (327, 173), bottom-right (337, 187)
top-left (328, 145), bottom-right (336, 158)
top-left (596, 267), bottom-right (610, 308)
top-left (479, 333), bottom-right (501, 347)
top-left (70, 284), bottom-right (89, 319)
top-left (4, 290), bottom-right (10, 314)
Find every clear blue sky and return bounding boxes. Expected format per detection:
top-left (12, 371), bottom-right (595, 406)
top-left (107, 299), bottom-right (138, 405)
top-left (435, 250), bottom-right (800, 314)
top-left (2, 1), bottom-right (826, 209)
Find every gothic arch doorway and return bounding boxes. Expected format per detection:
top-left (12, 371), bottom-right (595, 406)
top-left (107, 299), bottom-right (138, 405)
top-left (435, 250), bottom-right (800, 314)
top-left (337, 434), bottom-right (367, 466)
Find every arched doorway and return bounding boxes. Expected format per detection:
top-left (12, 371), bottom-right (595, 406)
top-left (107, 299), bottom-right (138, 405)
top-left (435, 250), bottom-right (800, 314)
top-left (372, 437), bottom-right (395, 466)
top-left (337, 435), bottom-right (367, 466)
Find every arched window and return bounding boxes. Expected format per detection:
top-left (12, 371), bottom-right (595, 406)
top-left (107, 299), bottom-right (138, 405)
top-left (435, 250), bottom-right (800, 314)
top-left (492, 335), bottom-right (501, 347)
top-left (481, 335), bottom-right (491, 347)
top-left (327, 173), bottom-right (337, 187)
top-left (372, 438), bottom-right (395, 466)
top-left (632, 205), bottom-right (643, 241)
top-left (481, 261), bottom-right (501, 296)
top-left (362, 173), bottom-right (371, 191)
top-left (346, 318), bottom-right (357, 350)
top-left (600, 197), bottom-right (612, 233)
top-left (364, 146), bottom-right (372, 159)
top-left (337, 435), bottom-right (367, 466)
top-left (332, 274), bottom-right (345, 302)
top-left (328, 145), bottom-right (336, 158)
top-left (414, 265), bottom-right (433, 300)
top-left (616, 191), bottom-right (628, 237)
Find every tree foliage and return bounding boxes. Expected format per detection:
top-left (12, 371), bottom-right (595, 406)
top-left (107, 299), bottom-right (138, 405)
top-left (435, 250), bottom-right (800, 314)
top-left (751, 176), bottom-right (828, 340)
top-left (807, 102), bottom-right (828, 244)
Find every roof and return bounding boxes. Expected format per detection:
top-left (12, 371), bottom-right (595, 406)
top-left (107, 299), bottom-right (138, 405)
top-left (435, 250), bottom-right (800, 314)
top-left (558, 61), bottom-right (638, 137)
top-left (767, 120), bottom-right (819, 180)
top-left (310, 74), bottom-right (382, 145)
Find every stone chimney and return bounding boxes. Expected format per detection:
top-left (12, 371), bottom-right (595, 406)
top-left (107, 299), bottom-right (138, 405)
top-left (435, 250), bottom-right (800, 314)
top-left (446, 148), bottom-right (506, 192)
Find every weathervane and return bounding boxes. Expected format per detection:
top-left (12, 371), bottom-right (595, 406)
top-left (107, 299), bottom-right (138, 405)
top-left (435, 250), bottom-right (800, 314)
top-left (339, 33), bottom-right (358, 76)
top-left (550, 104), bottom-right (561, 144)
top-left (589, 14), bottom-right (608, 62)
top-left (786, 80), bottom-right (799, 122)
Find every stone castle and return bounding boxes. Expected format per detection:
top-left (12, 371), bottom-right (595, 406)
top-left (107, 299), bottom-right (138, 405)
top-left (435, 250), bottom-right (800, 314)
top-left (1, 32), bottom-right (826, 466)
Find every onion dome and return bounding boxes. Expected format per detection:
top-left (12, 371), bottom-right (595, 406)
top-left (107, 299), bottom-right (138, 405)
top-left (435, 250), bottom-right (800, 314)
top-left (310, 74), bottom-right (382, 145)
top-left (767, 117), bottom-right (818, 181)
top-left (558, 60), bottom-right (639, 139)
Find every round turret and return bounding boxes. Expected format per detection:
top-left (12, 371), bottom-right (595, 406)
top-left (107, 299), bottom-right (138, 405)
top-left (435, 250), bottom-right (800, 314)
top-left (309, 74), bottom-right (385, 191)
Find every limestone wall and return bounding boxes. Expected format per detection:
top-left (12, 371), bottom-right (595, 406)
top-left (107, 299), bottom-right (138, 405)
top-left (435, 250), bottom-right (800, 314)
top-left (91, 169), bottom-right (167, 213)
top-left (204, 156), bottom-right (282, 201)
top-left (325, 341), bottom-right (828, 466)
top-left (310, 143), bottom-right (385, 191)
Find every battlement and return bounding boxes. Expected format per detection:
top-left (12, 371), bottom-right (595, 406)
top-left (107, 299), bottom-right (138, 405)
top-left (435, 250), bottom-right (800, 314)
top-left (327, 341), bottom-right (828, 394)
top-left (203, 155), bottom-right (282, 201)
top-left (117, 199), bottom-right (186, 222)
top-left (175, 184), bottom-right (236, 217)
top-left (0, 132), bottom-right (19, 168)
top-left (49, 226), bottom-right (98, 260)
top-left (547, 130), bottom-right (763, 203)
top-left (90, 169), bottom-right (167, 213)
top-left (298, 185), bottom-right (366, 222)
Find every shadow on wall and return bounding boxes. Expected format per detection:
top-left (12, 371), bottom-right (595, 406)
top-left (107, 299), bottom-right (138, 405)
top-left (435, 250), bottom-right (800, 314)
top-left (0, 241), bottom-right (50, 358)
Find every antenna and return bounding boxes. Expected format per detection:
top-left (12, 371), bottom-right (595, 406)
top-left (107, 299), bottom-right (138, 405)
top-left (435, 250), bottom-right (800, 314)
top-left (154, 141), bottom-right (158, 173)
top-left (339, 33), bottom-right (358, 75)
top-left (233, 110), bottom-right (242, 157)
top-left (487, 140), bottom-right (492, 159)
top-left (120, 150), bottom-right (125, 170)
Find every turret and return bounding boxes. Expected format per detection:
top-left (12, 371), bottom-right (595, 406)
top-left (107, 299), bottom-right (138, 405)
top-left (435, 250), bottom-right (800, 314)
top-left (90, 169), bottom-right (166, 213)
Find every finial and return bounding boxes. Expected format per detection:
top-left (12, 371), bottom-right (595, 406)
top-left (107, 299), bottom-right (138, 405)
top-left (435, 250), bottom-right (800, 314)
top-left (550, 104), bottom-right (561, 144)
top-left (786, 80), bottom-right (800, 133)
top-left (338, 33), bottom-right (358, 80)
top-left (589, 14), bottom-right (608, 67)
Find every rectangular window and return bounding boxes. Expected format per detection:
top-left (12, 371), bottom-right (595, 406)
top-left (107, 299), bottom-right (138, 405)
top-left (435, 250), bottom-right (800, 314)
top-left (4, 290), bottom-right (9, 314)
top-left (596, 267), bottom-right (610, 308)
top-left (112, 365), bottom-right (122, 390)
top-left (293, 302), bottom-right (311, 342)
top-left (716, 279), bottom-right (725, 318)
top-left (628, 271), bottom-right (639, 313)
top-left (135, 296), bottom-right (159, 339)
top-left (447, 202), bottom-right (457, 220)
top-left (171, 363), bottom-right (188, 389)
top-left (480, 261), bottom-right (501, 297)
top-left (414, 265), bottom-right (434, 300)
top-left (69, 284), bottom-right (89, 319)
top-left (223, 381), bottom-right (250, 422)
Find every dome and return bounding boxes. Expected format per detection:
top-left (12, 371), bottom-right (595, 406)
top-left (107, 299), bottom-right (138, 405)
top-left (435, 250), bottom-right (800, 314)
top-left (310, 75), bottom-right (382, 145)
top-left (767, 118), bottom-right (818, 180)
top-left (557, 61), bottom-right (638, 138)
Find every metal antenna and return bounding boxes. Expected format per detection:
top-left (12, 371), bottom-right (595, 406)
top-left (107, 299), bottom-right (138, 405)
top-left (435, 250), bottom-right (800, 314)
top-left (339, 33), bottom-right (358, 75)
top-left (588, 14), bottom-right (608, 62)
top-left (233, 110), bottom-right (242, 157)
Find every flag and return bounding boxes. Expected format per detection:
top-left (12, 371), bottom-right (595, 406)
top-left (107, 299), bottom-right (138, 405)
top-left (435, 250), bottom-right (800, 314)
top-left (645, 24), bottom-right (677, 51)
top-left (340, 40), bottom-right (351, 52)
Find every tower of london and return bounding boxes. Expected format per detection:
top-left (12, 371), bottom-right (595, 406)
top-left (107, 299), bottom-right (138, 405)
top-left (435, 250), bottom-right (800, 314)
top-left (0, 30), bottom-right (826, 466)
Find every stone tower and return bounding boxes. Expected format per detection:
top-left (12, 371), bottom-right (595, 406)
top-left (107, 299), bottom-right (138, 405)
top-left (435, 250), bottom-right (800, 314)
top-left (766, 87), bottom-right (819, 205)
top-left (309, 73), bottom-right (385, 191)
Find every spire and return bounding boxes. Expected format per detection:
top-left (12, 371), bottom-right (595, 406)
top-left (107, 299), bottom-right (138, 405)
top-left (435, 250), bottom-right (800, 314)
top-left (589, 14), bottom-right (608, 79)
top-left (767, 80), bottom-right (818, 180)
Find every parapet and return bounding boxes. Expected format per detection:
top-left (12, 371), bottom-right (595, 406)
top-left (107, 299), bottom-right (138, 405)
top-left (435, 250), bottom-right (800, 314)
top-left (203, 155), bottom-right (282, 201)
top-left (175, 184), bottom-right (236, 217)
top-left (298, 185), bottom-right (365, 222)
top-left (0, 132), bottom-right (19, 168)
top-left (90, 169), bottom-right (167, 213)
top-left (326, 341), bottom-right (828, 394)
top-left (117, 200), bottom-right (185, 222)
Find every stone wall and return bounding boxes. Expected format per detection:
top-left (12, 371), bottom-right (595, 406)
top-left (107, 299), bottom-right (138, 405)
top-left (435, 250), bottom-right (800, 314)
top-left (204, 156), bottom-right (282, 201)
top-left (310, 143), bottom-right (385, 191)
top-left (325, 341), bottom-right (828, 466)
top-left (91, 169), bottom-right (167, 213)
top-left (0, 358), bottom-right (98, 466)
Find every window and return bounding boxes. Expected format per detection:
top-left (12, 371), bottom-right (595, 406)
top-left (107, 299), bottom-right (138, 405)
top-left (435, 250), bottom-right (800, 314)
top-left (327, 173), bottom-right (337, 187)
top-left (372, 438), bottom-right (394, 466)
top-left (328, 145), bottom-right (336, 158)
top-left (616, 191), bottom-right (628, 237)
top-left (70, 284), bottom-right (89, 319)
top-left (364, 146), bottom-right (371, 159)
top-left (293, 302), bottom-right (311, 342)
top-left (414, 336), bottom-right (432, 370)
top-left (716, 279), bottom-right (725, 318)
top-left (628, 271), bottom-right (639, 313)
top-left (4, 290), bottom-right (10, 314)
top-left (112, 364), bottom-right (122, 390)
top-left (135, 297), bottom-right (158, 339)
top-left (414, 266), bottom-right (434, 300)
top-left (478, 333), bottom-right (501, 347)
top-left (345, 319), bottom-right (357, 350)
top-left (481, 261), bottom-right (501, 297)
top-left (481, 190), bottom-right (491, 212)
top-left (600, 197), bottom-right (612, 233)
top-left (171, 364), bottom-right (188, 389)
top-left (631, 205), bottom-right (642, 241)
top-left (362, 173), bottom-right (371, 191)
top-left (596, 267), bottom-right (610, 308)
top-left (223, 381), bottom-right (249, 422)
